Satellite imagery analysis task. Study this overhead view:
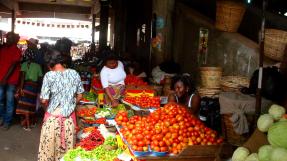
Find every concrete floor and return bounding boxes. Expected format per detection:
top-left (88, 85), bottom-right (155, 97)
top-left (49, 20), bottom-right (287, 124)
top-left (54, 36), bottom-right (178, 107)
top-left (0, 122), bottom-right (41, 161)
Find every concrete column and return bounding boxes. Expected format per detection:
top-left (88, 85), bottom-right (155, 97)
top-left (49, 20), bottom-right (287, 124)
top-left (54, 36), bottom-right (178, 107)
top-left (11, 9), bottom-right (15, 33)
top-left (152, 0), bottom-right (175, 65)
top-left (99, 0), bottom-right (109, 51)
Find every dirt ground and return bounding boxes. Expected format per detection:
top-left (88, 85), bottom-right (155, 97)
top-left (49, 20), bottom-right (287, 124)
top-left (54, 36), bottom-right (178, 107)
top-left (0, 120), bottom-right (41, 161)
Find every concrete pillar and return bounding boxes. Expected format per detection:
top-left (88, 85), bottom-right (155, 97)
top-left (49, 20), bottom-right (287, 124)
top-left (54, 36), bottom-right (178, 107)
top-left (99, 0), bottom-right (109, 51)
top-left (152, 0), bottom-right (175, 65)
top-left (11, 9), bottom-right (15, 33)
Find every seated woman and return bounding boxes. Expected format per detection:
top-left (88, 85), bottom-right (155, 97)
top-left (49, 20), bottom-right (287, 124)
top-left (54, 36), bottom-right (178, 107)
top-left (100, 53), bottom-right (127, 107)
top-left (168, 75), bottom-right (201, 115)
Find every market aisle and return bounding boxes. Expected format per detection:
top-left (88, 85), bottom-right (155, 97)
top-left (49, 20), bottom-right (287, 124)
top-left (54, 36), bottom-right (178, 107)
top-left (0, 122), bottom-right (41, 161)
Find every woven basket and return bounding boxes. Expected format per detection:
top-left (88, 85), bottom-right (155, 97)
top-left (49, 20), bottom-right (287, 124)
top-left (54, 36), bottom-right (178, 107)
top-left (221, 113), bottom-right (253, 146)
top-left (264, 29), bottom-right (287, 61)
top-left (216, 1), bottom-right (246, 32)
top-left (200, 67), bottom-right (222, 88)
top-left (221, 76), bottom-right (249, 92)
top-left (198, 87), bottom-right (221, 98)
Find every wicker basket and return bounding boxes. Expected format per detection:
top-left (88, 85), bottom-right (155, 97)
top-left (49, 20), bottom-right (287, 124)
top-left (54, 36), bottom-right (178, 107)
top-left (221, 76), bottom-right (249, 92)
top-left (264, 29), bottom-right (287, 61)
top-left (198, 87), bottom-right (221, 98)
top-left (200, 67), bottom-right (222, 88)
top-left (216, 1), bottom-right (246, 32)
top-left (221, 113), bottom-right (253, 146)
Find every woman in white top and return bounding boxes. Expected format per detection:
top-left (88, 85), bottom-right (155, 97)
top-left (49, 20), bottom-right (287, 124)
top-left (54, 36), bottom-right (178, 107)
top-left (168, 75), bottom-right (201, 115)
top-left (100, 53), bottom-right (126, 107)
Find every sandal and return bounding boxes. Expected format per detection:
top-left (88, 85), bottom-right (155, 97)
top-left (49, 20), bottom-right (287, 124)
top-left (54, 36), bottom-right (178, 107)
top-left (23, 127), bottom-right (31, 131)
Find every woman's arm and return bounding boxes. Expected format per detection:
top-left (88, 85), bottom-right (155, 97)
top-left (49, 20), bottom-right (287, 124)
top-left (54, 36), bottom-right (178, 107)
top-left (104, 88), bottom-right (119, 107)
top-left (168, 92), bottom-right (176, 103)
top-left (191, 94), bottom-right (201, 115)
top-left (76, 93), bottom-right (83, 104)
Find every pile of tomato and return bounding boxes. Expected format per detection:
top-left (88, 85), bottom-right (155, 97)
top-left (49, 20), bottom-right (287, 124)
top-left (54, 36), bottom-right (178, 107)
top-left (123, 95), bottom-right (160, 108)
top-left (76, 128), bottom-right (105, 151)
top-left (82, 117), bottom-right (107, 124)
top-left (77, 107), bottom-right (98, 117)
top-left (115, 111), bottom-right (129, 126)
top-left (118, 103), bottom-right (223, 154)
top-left (125, 75), bottom-right (148, 86)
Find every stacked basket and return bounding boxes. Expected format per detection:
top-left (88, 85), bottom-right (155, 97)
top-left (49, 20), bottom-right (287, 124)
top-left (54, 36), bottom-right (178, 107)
top-left (220, 76), bottom-right (252, 146)
top-left (215, 1), bottom-right (246, 32)
top-left (264, 29), bottom-right (287, 61)
top-left (198, 67), bottom-right (222, 98)
top-left (220, 76), bottom-right (250, 92)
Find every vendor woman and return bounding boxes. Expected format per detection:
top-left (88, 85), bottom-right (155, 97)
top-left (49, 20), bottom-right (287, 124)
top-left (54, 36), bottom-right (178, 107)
top-left (168, 74), bottom-right (201, 115)
top-left (100, 52), bottom-right (126, 107)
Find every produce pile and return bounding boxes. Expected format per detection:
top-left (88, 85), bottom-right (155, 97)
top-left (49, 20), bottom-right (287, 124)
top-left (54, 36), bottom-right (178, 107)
top-left (91, 77), bottom-right (102, 89)
top-left (123, 95), bottom-right (161, 109)
top-left (64, 136), bottom-right (123, 161)
top-left (232, 104), bottom-right (287, 161)
top-left (125, 75), bottom-right (148, 86)
top-left (81, 92), bottom-right (97, 102)
top-left (116, 103), bottom-right (223, 155)
top-left (77, 107), bottom-right (97, 117)
top-left (81, 117), bottom-right (107, 125)
top-left (96, 104), bottom-right (126, 119)
top-left (76, 128), bottom-right (105, 151)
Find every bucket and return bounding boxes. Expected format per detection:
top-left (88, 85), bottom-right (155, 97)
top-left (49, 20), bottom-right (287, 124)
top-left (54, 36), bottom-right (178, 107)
top-left (200, 67), bottom-right (222, 88)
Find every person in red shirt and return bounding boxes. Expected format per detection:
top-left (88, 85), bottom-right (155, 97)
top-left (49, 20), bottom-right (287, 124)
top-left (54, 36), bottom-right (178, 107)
top-left (0, 32), bottom-right (21, 130)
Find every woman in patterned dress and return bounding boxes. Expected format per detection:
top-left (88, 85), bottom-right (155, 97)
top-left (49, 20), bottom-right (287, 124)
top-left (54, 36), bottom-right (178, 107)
top-left (38, 49), bottom-right (84, 161)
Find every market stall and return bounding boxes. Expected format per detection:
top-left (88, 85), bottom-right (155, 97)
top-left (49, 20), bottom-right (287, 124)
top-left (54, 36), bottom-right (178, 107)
top-left (59, 70), bottom-right (226, 161)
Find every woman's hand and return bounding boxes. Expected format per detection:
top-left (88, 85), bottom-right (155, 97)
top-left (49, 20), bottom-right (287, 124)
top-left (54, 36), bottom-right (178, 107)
top-left (41, 99), bottom-right (49, 109)
top-left (111, 99), bottom-right (119, 107)
top-left (15, 88), bottom-right (23, 98)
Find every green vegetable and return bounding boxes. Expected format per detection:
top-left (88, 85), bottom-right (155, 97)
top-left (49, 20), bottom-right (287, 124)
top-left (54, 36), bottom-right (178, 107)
top-left (268, 121), bottom-right (287, 149)
top-left (270, 147), bottom-right (287, 161)
top-left (232, 147), bottom-right (250, 161)
top-left (258, 145), bottom-right (273, 161)
top-left (257, 114), bottom-right (274, 132)
top-left (104, 136), bottom-right (117, 146)
top-left (63, 145), bottom-right (123, 161)
top-left (245, 153), bottom-right (259, 161)
top-left (268, 104), bottom-right (286, 121)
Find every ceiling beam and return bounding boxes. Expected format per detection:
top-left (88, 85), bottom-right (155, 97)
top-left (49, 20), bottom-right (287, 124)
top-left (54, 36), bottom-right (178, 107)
top-left (0, 3), bottom-right (11, 12)
top-left (18, 2), bottom-right (92, 14)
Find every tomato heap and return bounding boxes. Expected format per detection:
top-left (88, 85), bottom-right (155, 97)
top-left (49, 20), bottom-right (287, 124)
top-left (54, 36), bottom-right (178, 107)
top-left (82, 117), bottom-right (107, 124)
top-left (115, 111), bottom-right (129, 126)
top-left (77, 107), bottom-right (98, 117)
top-left (125, 75), bottom-right (148, 86)
top-left (119, 103), bottom-right (223, 154)
top-left (124, 95), bottom-right (160, 108)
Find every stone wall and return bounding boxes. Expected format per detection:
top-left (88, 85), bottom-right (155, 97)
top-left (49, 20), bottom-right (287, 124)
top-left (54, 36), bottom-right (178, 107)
top-left (172, 3), bottom-right (276, 82)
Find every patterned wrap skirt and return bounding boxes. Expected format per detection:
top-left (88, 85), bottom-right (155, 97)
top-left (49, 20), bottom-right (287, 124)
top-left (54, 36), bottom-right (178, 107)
top-left (38, 108), bottom-right (76, 161)
top-left (105, 84), bottom-right (125, 104)
top-left (16, 81), bottom-right (39, 115)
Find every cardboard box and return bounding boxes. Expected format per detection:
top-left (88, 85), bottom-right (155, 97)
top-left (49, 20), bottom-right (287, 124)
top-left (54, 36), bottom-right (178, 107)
top-left (243, 128), bottom-right (269, 153)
